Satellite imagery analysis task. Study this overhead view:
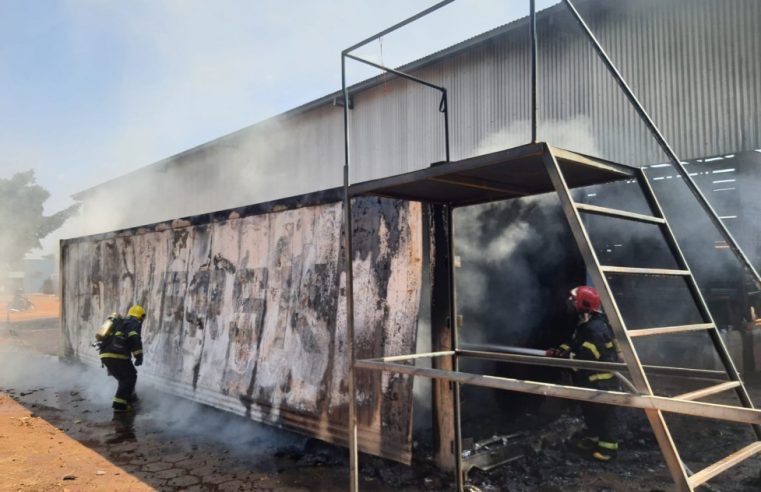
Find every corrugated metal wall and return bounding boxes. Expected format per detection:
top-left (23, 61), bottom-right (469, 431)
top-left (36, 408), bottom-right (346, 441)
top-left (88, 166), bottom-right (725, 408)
top-left (61, 194), bottom-right (423, 464)
top-left (77, 0), bottom-right (761, 231)
top-left (350, 0), bottom-right (761, 180)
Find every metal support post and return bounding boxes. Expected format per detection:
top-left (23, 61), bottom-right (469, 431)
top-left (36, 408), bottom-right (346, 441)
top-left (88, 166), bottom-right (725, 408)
top-left (447, 205), bottom-right (463, 491)
top-left (530, 0), bottom-right (538, 142)
top-left (431, 205), bottom-right (457, 471)
top-left (342, 54), bottom-right (359, 492)
top-left (441, 90), bottom-right (450, 162)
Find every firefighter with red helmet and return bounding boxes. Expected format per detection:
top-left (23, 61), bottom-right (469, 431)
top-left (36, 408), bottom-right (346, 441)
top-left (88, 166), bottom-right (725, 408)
top-left (546, 285), bottom-right (620, 461)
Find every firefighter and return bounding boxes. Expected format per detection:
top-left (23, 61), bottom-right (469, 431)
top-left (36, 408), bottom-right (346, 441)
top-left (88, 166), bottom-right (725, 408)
top-left (99, 305), bottom-right (145, 412)
top-left (546, 286), bottom-right (620, 461)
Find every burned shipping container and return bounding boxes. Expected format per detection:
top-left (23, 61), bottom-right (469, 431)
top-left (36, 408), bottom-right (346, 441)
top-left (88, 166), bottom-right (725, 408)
top-left (60, 189), bottom-right (423, 463)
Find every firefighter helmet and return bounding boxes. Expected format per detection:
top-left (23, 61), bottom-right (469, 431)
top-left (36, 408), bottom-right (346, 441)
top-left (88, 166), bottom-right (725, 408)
top-left (128, 304), bottom-right (146, 321)
top-left (570, 286), bottom-right (601, 313)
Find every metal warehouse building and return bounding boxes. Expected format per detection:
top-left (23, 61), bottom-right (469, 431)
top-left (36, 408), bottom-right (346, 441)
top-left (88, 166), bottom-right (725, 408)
top-left (72, 0), bottom-right (761, 233)
top-left (62, 0), bottom-right (761, 478)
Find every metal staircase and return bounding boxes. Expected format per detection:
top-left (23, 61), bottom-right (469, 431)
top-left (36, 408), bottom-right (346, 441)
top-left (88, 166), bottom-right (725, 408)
top-left (340, 1), bottom-right (761, 490)
top-left (544, 147), bottom-right (761, 491)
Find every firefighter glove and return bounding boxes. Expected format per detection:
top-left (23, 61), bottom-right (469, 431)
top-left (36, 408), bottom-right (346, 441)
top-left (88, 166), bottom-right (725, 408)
top-left (545, 348), bottom-right (564, 358)
top-left (134, 355), bottom-right (143, 366)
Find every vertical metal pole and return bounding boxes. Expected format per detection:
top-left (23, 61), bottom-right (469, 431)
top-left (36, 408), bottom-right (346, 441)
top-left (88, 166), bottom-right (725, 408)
top-left (342, 54), bottom-right (359, 492)
top-left (442, 90), bottom-right (451, 162)
top-left (447, 205), bottom-right (464, 491)
top-left (563, 0), bottom-right (761, 292)
top-left (530, 0), bottom-right (538, 142)
top-left (431, 204), bottom-right (457, 471)
top-left (58, 240), bottom-right (65, 356)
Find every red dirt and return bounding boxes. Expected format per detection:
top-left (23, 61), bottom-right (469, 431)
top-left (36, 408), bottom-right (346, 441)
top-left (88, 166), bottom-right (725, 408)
top-left (1, 294), bottom-right (60, 323)
top-left (0, 393), bottom-right (152, 491)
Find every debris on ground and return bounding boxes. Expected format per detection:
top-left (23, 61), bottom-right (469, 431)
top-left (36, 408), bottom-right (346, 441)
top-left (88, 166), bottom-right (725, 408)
top-left (3, 337), bottom-right (761, 490)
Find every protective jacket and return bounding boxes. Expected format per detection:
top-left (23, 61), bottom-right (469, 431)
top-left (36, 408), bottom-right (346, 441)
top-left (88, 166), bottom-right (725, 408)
top-left (556, 312), bottom-right (621, 460)
top-left (99, 316), bottom-right (143, 363)
top-left (559, 312), bottom-right (618, 385)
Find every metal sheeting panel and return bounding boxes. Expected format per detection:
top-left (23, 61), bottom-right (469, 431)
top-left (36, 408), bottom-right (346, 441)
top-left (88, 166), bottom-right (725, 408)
top-left (75, 0), bottom-right (760, 231)
top-left (348, 0), bottom-right (761, 181)
top-left (75, 104), bottom-right (346, 233)
top-left (61, 196), bottom-right (423, 464)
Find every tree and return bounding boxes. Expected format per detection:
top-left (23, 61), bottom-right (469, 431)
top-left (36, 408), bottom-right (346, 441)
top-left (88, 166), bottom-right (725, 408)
top-left (0, 170), bottom-right (79, 271)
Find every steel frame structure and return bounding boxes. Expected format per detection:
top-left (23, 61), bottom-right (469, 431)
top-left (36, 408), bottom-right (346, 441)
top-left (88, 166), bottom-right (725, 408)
top-left (340, 1), bottom-right (761, 491)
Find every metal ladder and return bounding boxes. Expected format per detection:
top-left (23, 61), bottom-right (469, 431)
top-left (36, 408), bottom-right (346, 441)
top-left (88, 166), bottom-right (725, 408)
top-left (543, 147), bottom-right (761, 491)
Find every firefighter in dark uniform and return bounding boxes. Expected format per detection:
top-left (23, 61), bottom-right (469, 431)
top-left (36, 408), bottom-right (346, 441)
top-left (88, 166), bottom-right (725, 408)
top-left (99, 305), bottom-right (145, 412)
top-left (546, 286), bottom-right (620, 461)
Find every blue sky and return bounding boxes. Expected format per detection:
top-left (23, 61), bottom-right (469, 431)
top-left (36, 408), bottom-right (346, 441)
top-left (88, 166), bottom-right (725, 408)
top-left (0, 0), bottom-right (552, 230)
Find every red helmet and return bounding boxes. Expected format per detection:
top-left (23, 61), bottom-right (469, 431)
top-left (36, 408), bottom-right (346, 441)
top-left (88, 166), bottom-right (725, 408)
top-left (571, 286), bottom-right (602, 313)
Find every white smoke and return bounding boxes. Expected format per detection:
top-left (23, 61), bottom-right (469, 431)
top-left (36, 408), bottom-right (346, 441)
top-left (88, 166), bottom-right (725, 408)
top-left (0, 345), bottom-right (302, 452)
top-left (476, 116), bottom-right (602, 157)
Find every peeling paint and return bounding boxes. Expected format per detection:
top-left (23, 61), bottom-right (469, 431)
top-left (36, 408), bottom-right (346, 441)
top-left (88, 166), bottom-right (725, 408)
top-left (61, 195), bottom-right (423, 463)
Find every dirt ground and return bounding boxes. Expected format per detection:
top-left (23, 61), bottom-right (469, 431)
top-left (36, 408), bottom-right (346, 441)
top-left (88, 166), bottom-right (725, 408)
top-left (2, 321), bottom-right (761, 491)
top-left (0, 393), bottom-right (153, 491)
top-left (1, 294), bottom-right (60, 323)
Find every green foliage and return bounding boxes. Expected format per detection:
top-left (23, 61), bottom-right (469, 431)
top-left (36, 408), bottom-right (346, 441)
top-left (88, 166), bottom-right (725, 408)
top-left (0, 170), bottom-right (79, 269)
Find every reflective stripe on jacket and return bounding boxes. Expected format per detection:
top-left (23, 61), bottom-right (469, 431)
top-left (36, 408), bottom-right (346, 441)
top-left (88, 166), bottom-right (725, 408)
top-left (564, 313), bottom-right (619, 383)
top-left (99, 316), bottom-right (143, 360)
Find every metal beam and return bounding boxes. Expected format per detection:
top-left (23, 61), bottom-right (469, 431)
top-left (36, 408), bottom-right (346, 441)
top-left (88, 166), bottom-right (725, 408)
top-left (687, 442), bottom-right (761, 488)
top-left (628, 323), bottom-right (714, 338)
top-left (574, 203), bottom-right (666, 225)
top-left (343, 0), bottom-right (455, 54)
top-left (599, 266), bottom-right (690, 276)
top-left (353, 359), bottom-right (761, 426)
top-left (548, 145), bottom-right (636, 177)
top-left (675, 381), bottom-right (742, 402)
top-left (367, 347), bottom-right (727, 381)
top-left (344, 53), bottom-right (447, 93)
top-left (454, 349), bottom-right (726, 381)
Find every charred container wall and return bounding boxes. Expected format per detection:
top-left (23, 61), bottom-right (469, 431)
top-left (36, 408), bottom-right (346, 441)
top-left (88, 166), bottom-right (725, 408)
top-left (60, 189), bottom-right (423, 464)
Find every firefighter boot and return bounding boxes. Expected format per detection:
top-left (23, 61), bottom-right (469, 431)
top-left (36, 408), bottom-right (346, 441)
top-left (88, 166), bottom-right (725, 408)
top-left (112, 397), bottom-right (134, 413)
top-left (591, 440), bottom-right (618, 462)
top-left (570, 432), bottom-right (599, 451)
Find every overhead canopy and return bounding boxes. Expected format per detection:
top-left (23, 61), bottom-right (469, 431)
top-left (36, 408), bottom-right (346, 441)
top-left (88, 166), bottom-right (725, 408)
top-left (349, 142), bottom-right (636, 206)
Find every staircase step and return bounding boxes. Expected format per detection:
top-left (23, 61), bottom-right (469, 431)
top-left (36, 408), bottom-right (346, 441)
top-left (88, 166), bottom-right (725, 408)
top-left (600, 266), bottom-right (691, 276)
top-left (628, 323), bottom-right (714, 338)
top-left (675, 381), bottom-right (742, 401)
top-left (574, 203), bottom-right (666, 224)
top-left (688, 441), bottom-right (761, 488)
